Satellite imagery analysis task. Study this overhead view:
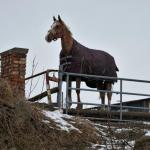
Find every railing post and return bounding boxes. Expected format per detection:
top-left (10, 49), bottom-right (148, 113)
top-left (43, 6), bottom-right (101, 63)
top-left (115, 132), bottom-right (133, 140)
top-left (65, 74), bottom-right (69, 114)
top-left (46, 70), bottom-right (52, 105)
top-left (61, 92), bottom-right (64, 109)
top-left (57, 65), bottom-right (63, 109)
top-left (120, 80), bottom-right (123, 121)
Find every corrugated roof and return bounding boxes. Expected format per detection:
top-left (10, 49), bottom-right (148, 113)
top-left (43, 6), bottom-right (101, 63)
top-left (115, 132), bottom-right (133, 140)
top-left (114, 98), bottom-right (150, 105)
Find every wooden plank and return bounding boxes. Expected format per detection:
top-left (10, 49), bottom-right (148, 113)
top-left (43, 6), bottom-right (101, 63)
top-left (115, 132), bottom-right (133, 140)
top-left (46, 71), bottom-right (52, 104)
top-left (49, 76), bottom-right (59, 82)
top-left (28, 87), bottom-right (59, 102)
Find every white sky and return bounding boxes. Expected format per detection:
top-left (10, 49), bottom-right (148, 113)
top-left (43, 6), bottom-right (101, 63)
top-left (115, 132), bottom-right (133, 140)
top-left (0, 0), bottom-right (150, 104)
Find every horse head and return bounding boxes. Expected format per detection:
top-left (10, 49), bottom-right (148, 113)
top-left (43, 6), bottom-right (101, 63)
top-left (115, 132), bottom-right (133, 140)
top-left (45, 15), bottom-right (65, 42)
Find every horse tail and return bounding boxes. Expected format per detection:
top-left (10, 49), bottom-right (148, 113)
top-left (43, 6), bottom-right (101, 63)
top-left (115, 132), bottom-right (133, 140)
top-left (97, 82), bottom-right (106, 101)
top-left (116, 66), bottom-right (119, 71)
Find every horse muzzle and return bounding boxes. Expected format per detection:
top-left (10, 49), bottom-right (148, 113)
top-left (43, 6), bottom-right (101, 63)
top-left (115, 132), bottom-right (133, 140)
top-left (45, 33), bottom-right (58, 42)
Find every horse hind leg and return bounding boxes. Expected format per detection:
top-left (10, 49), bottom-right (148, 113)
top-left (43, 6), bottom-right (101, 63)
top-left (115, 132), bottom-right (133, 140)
top-left (97, 82), bottom-right (106, 110)
top-left (100, 91), bottom-right (106, 109)
top-left (106, 82), bottom-right (112, 111)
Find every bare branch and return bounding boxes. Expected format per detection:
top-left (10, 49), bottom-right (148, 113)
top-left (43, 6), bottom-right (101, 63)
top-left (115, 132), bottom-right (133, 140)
top-left (28, 56), bottom-right (39, 98)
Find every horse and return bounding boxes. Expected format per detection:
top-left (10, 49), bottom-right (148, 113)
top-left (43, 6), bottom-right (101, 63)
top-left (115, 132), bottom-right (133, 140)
top-left (45, 15), bottom-right (119, 110)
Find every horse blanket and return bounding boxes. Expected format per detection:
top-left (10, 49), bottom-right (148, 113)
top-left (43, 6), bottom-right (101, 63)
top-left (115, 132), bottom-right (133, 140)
top-left (60, 39), bottom-right (119, 88)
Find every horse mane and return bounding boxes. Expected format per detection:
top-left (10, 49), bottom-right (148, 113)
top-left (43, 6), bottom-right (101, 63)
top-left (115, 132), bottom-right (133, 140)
top-left (61, 21), bottom-right (72, 37)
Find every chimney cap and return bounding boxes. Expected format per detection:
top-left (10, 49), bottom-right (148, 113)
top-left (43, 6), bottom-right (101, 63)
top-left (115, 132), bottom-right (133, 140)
top-left (0, 47), bottom-right (29, 55)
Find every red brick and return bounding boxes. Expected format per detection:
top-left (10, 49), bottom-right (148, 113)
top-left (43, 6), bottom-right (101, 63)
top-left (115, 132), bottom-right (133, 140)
top-left (0, 47), bottom-right (28, 97)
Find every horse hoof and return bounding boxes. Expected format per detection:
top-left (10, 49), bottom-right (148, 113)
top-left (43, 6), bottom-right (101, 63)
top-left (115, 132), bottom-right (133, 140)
top-left (101, 106), bottom-right (106, 111)
top-left (107, 106), bottom-right (111, 111)
top-left (76, 104), bottom-right (83, 110)
top-left (68, 103), bottom-right (72, 109)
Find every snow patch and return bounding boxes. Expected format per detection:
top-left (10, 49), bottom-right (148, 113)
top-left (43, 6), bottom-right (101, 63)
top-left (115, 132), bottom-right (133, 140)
top-left (91, 143), bottom-right (104, 149)
top-left (143, 121), bottom-right (150, 125)
top-left (145, 130), bottom-right (150, 136)
top-left (43, 110), bottom-right (81, 132)
top-left (42, 120), bottom-right (50, 123)
top-left (115, 128), bottom-right (132, 133)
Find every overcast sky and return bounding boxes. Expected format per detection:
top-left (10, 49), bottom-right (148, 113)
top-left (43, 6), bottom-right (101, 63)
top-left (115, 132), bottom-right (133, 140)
top-left (0, 0), bottom-right (150, 103)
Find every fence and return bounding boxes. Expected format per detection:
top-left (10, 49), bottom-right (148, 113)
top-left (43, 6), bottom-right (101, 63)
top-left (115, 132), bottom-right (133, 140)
top-left (59, 72), bottom-right (150, 121)
top-left (25, 69), bottom-right (59, 104)
top-left (24, 67), bottom-right (150, 121)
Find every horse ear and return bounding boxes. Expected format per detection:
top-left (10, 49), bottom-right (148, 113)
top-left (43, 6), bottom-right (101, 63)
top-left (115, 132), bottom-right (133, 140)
top-left (53, 16), bottom-right (56, 21)
top-left (58, 15), bottom-right (62, 22)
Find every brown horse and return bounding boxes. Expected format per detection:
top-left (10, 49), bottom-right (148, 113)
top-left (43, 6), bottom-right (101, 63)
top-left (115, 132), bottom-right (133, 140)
top-left (45, 15), bottom-right (119, 110)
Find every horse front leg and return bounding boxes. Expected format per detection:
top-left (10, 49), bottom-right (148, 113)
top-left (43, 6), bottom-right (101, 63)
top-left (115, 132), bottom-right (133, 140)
top-left (76, 78), bottom-right (82, 110)
top-left (68, 80), bottom-right (72, 108)
top-left (100, 91), bottom-right (106, 109)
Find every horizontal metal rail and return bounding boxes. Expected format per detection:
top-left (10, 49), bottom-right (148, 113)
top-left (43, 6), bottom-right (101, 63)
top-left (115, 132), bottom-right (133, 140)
top-left (69, 87), bottom-right (150, 97)
top-left (25, 69), bottom-right (58, 80)
top-left (69, 101), bottom-right (150, 111)
top-left (116, 104), bottom-right (150, 110)
top-left (62, 72), bottom-right (150, 83)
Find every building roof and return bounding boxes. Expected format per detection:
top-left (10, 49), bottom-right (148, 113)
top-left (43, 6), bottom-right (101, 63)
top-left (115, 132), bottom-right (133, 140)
top-left (114, 98), bottom-right (150, 105)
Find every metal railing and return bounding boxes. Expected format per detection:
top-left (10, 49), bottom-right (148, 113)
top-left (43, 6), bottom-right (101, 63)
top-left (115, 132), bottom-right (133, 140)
top-left (24, 67), bottom-right (150, 121)
top-left (59, 72), bottom-right (150, 121)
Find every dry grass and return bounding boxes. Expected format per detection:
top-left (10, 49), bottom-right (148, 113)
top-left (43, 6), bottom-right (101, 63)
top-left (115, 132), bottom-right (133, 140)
top-left (134, 136), bottom-right (150, 150)
top-left (1, 78), bottom-right (150, 149)
top-left (0, 79), bottom-right (101, 150)
top-left (0, 79), bottom-right (14, 105)
top-left (73, 117), bottom-right (100, 145)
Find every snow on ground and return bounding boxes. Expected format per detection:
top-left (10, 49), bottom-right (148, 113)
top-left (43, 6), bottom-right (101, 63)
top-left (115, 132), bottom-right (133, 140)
top-left (143, 121), bottom-right (150, 125)
top-left (115, 128), bottom-right (132, 133)
top-left (42, 110), bottom-right (150, 149)
top-left (43, 110), bottom-right (81, 132)
top-left (145, 130), bottom-right (150, 136)
top-left (93, 123), bottom-right (136, 150)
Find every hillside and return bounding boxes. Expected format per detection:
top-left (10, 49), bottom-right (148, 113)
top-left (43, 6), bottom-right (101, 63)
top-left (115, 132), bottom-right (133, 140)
top-left (0, 79), bottom-right (101, 150)
top-left (0, 78), bottom-right (150, 150)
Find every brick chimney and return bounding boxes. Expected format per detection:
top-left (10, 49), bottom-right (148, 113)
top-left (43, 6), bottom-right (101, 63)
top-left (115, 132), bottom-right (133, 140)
top-left (0, 47), bottom-right (28, 97)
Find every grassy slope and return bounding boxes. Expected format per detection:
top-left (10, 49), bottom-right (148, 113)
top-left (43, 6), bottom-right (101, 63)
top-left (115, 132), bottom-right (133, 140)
top-left (0, 79), bottom-right (100, 150)
top-left (0, 79), bottom-right (150, 150)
